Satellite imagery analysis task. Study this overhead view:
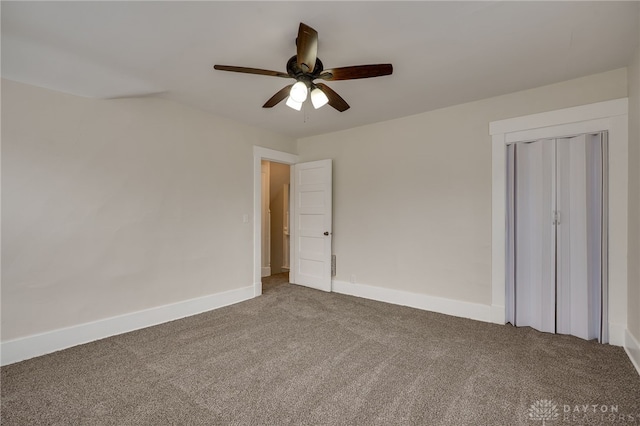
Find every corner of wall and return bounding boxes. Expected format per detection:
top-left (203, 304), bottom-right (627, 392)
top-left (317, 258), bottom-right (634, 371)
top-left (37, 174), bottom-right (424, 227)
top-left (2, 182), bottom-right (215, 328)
top-left (625, 330), bottom-right (640, 376)
top-left (625, 8), bottom-right (640, 374)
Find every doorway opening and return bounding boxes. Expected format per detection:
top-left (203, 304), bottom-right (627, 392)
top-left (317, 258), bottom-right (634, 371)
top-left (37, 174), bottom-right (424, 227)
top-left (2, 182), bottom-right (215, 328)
top-left (253, 146), bottom-right (334, 296)
top-left (261, 160), bottom-right (291, 293)
top-left (252, 147), bottom-right (299, 296)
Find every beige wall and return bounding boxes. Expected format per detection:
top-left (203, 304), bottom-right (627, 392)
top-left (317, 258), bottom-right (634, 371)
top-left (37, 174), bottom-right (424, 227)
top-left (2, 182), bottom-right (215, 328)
top-left (2, 64), bottom-right (634, 344)
top-left (297, 68), bottom-right (628, 306)
top-left (1, 79), bottom-right (296, 340)
top-left (628, 9), bottom-right (640, 342)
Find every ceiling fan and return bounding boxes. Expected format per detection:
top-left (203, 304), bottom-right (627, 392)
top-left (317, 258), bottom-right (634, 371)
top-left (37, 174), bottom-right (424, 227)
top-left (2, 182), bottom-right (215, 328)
top-left (214, 22), bottom-right (393, 112)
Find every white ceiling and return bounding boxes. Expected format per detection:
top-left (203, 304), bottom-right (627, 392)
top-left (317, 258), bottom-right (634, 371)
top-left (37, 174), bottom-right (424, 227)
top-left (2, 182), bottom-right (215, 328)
top-left (2, 1), bottom-right (638, 139)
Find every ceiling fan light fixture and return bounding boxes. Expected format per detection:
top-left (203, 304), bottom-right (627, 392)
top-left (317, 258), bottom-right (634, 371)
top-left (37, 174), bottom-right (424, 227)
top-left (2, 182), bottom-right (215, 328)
top-left (311, 87), bottom-right (329, 109)
top-left (214, 22), bottom-right (392, 112)
top-left (285, 96), bottom-right (303, 111)
top-left (290, 81), bottom-right (308, 103)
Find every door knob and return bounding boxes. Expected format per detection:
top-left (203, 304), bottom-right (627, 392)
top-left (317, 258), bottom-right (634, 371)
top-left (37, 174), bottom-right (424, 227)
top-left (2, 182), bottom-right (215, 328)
top-left (324, 231), bottom-right (330, 236)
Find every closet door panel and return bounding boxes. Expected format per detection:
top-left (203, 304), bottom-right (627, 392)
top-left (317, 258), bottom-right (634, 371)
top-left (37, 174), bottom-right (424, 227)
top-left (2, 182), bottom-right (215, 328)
top-left (506, 144), bottom-right (516, 326)
top-left (514, 139), bottom-right (556, 333)
top-left (556, 136), bottom-right (589, 339)
top-left (556, 135), bottom-right (604, 341)
top-left (586, 133), bottom-right (606, 343)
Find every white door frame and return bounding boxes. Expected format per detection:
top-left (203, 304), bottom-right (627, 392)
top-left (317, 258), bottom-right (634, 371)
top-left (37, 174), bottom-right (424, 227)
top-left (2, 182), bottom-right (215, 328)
top-left (253, 146), bottom-right (299, 296)
top-left (489, 98), bottom-right (628, 345)
top-left (261, 160), bottom-right (271, 278)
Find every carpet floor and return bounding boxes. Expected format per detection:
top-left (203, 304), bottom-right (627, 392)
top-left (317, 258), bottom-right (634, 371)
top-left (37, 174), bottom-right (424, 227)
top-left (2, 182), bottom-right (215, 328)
top-left (261, 272), bottom-right (289, 293)
top-left (2, 283), bottom-right (639, 425)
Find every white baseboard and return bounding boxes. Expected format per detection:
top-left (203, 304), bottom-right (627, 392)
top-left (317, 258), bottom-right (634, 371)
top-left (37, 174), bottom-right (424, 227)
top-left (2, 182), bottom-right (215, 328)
top-left (261, 267), bottom-right (271, 277)
top-left (625, 329), bottom-right (640, 376)
top-left (491, 304), bottom-right (506, 324)
top-left (609, 322), bottom-right (627, 347)
top-left (332, 280), bottom-right (493, 323)
top-left (1, 285), bottom-right (254, 366)
top-left (330, 281), bottom-right (638, 372)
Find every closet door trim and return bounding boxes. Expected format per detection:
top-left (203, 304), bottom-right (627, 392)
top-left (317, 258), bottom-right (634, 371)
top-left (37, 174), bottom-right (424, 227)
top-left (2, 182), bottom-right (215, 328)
top-left (489, 98), bottom-right (628, 346)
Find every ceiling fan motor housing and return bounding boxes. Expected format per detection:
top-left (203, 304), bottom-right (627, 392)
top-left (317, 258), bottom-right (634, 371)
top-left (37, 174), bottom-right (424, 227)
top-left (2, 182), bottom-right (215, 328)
top-left (286, 56), bottom-right (324, 83)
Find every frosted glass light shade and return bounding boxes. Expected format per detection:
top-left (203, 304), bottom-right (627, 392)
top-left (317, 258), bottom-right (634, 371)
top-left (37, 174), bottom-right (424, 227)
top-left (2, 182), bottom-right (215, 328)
top-left (286, 96), bottom-right (303, 111)
top-left (290, 81), bottom-right (308, 103)
top-left (311, 87), bottom-right (329, 109)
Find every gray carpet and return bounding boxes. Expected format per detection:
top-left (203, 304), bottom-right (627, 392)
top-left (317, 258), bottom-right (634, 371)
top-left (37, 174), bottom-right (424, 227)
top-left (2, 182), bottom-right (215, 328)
top-left (261, 272), bottom-right (289, 293)
top-left (2, 284), bottom-right (639, 425)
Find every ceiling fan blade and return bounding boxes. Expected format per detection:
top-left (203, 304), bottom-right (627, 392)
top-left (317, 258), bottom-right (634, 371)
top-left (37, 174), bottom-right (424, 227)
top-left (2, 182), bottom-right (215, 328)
top-left (296, 23), bottom-right (318, 73)
top-left (315, 83), bottom-right (350, 112)
top-left (263, 85), bottom-right (293, 108)
top-left (214, 65), bottom-right (290, 78)
top-left (318, 64), bottom-right (393, 81)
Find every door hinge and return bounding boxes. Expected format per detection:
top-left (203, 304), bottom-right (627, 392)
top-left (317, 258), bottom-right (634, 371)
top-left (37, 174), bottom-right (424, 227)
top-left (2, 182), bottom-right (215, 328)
top-left (331, 254), bottom-right (336, 277)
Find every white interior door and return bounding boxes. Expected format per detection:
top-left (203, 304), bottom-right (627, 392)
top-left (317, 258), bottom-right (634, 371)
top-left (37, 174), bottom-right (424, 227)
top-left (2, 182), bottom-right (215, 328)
top-left (291, 159), bottom-right (332, 292)
top-left (282, 183), bottom-right (290, 271)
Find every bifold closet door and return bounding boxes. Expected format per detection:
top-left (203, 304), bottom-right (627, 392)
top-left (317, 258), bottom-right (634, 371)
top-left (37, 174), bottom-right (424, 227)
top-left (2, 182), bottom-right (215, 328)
top-left (507, 133), bottom-right (607, 342)
top-left (511, 139), bottom-right (556, 334)
top-left (555, 134), bottom-right (605, 341)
